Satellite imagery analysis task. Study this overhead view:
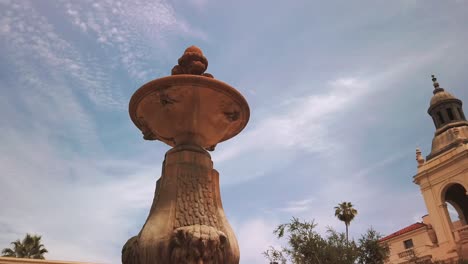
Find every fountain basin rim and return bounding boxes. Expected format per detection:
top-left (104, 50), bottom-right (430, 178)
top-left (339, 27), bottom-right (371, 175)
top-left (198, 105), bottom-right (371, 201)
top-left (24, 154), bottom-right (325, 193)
top-left (129, 74), bottom-right (250, 146)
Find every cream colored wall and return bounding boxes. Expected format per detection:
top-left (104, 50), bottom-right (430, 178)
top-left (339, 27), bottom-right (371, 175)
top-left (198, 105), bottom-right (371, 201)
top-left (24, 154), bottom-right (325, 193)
top-left (384, 223), bottom-right (460, 264)
top-left (385, 228), bottom-right (432, 264)
top-left (414, 145), bottom-right (468, 246)
top-left (422, 215), bottom-right (431, 225)
top-left (412, 142), bottom-right (468, 263)
top-left (454, 220), bottom-right (463, 229)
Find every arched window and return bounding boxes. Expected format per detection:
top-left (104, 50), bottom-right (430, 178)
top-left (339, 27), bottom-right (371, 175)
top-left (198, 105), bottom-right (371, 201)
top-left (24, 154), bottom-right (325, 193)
top-left (432, 116), bottom-right (439, 127)
top-left (437, 111), bottom-right (445, 125)
top-left (446, 108), bottom-right (455, 121)
top-left (442, 183), bottom-right (468, 226)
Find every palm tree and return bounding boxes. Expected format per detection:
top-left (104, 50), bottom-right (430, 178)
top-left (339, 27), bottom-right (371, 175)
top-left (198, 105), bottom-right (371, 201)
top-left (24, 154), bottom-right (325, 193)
top-left (334, 202), bottom-right (358, 243)
top-left (1, 233), bottom-right (48, 259)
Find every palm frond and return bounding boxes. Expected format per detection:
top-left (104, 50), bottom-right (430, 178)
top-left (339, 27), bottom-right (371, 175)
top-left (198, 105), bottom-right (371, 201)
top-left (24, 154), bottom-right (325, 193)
top-left (2, 234), bottom-right (48, 259)
top-left (1, 248), bottom-right (16, 257)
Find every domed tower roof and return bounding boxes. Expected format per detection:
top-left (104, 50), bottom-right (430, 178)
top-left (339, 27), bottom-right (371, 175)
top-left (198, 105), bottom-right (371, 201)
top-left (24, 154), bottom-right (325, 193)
top-left (428, 75), bottom-right (460, 110)
top-left (430, 90), bottom-right (457, 106)
top-left (426, 75), bottom-right (468, 160)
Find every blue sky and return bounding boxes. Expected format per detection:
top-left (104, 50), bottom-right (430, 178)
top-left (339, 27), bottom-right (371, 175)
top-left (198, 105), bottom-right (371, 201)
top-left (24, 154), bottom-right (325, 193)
top-left (1, 0), bottom-right (468, 263)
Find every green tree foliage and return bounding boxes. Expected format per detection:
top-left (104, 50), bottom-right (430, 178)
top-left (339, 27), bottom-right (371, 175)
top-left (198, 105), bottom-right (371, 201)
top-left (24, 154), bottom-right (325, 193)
top-left (263, 246), bottom-right (287, 264)
top-left (1, 233), bottom-right (48, 259)
top-left (334, 201), bottom-right (358, 242)
top-left (263, 218), bottom-right (389, 264)
top-left (356, 228), bottom-right (390, 264)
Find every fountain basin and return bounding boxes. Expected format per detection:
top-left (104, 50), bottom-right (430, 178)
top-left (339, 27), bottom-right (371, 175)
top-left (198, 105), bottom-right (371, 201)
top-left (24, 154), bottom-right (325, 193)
top-left (129, 75), bottom-right (250, 149)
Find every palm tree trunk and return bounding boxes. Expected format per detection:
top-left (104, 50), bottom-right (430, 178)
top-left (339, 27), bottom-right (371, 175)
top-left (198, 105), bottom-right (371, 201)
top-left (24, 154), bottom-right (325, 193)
top-left (346, 223), bottom-right (349, 243)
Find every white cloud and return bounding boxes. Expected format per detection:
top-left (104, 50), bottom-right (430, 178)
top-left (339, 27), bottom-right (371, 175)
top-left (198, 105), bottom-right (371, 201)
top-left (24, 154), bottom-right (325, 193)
top-left (0, 0), bottom-right (124, 110)
top-left (211, 77), bottom-right (378, 186)
top-left (276, 197), bottom-right (316, 213)
top-left (61, 0), bottom-right (207, 82)
top-left (0, 128), bottom-right (161, 262)
top-left (214, 77), bottom-right (368, 163)
top-left (213, 41), bottom-right (453, 186)
top-left (0, 2), bottom-right (181, 261)
top-left (352, 151), bottom-right (409, 180)
top-left (232, 218), bottom-right (281, 264)
top-left (0, 1), bottom-right (465, 263)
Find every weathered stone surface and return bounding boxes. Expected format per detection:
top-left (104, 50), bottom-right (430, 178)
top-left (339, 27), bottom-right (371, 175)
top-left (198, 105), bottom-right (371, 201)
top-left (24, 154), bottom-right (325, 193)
top-left (175, 168), bottom-right (218, 228)
top-left (124, 46), bottom-right (247, 264)
top-left (129, 75), bottom-right (249, 149)
top-left (122, 236), bottom-right (139, 264)
top-left (170, 225), bottom-right (227, 263)
top-left (459, 229), bottom-right (468, 259)
top-left (122, 146), bottom-right (240, 264)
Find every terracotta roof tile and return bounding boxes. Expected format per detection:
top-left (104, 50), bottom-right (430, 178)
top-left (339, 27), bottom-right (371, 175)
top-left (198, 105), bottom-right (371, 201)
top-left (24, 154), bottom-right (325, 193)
top-left (379, 222), bottom-right (427, 242)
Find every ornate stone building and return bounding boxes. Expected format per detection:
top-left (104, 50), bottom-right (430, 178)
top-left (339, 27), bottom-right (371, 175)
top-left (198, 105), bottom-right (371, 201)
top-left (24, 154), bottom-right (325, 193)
top-left (381, 76), bottom-right (468, 263)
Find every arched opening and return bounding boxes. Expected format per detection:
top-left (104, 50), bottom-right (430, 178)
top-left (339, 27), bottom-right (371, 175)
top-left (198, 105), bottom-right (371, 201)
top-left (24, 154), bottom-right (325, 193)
top-left (446, 108), bottom-right (455, 121)
top-left (432, 116), bottom-right (439, 127)
top-left (447, 203), bottom-right (464, 226)
top-left (443, 183), bottom-right (468, 227)
top-left (437, 111), bottom-right (445, 125)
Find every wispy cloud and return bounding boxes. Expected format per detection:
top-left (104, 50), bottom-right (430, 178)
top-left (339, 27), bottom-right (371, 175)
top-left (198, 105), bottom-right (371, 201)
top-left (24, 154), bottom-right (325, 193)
top-left (212, 77), bottom-right (370, 182)
top-left (232, 217), bottom-right (281, 264)
top-left (276, 197), bottom-right (316, 213)
top-left (0, 128), bottom-right (161, 262)
top-left (352, 151), bottom-right (409, 180)
top-left (214, 44), bottom-right (451, 186)
top-left (1, 1), bottom-right (467, 264)
top-left (213, 42), bottom-right (454, 253)
top-left (61, 0), bottom-right (207, 82)
top-left (0, 1), bottom-right (124, 110)
top-left (0, 0), bottom-right (197, 262)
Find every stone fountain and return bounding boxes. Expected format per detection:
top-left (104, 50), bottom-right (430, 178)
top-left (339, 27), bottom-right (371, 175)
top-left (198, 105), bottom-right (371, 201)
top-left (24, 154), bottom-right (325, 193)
top-left (122, 46), bottom-right (249, 264)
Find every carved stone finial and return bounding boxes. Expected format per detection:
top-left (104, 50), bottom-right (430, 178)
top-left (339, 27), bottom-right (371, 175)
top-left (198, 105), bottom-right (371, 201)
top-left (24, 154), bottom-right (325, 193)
top-left (431, 75), bottom-right (439, 88)
top-left (171, 45), bottom-right (214, 78)
top-left (431, 74), bottom-right (444, 94)
top-left (416, 148), bottom-right (425, 167)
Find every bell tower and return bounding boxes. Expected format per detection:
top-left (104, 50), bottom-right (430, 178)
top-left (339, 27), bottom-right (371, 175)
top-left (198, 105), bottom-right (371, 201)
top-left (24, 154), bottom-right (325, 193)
top-left (413, 75), bottom-right (468, 260)
top-left (426, 75), bottom-right (468, 160)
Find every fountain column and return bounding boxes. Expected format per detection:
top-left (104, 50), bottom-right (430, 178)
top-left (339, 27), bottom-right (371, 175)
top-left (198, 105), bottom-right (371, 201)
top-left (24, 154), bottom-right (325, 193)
top-left (122, 46), bottom-right (249, 264)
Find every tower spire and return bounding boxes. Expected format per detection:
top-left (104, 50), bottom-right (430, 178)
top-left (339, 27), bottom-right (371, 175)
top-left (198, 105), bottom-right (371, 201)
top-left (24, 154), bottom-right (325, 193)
top-left (426, 74), bottom-right (468, 160)
top-left (431, 74), bottom-right (444, 94)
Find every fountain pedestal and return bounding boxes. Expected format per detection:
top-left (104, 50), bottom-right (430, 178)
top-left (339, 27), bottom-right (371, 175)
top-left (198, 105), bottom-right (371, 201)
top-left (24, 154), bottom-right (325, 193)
top-left (123, 46), bottom-right (249, 264)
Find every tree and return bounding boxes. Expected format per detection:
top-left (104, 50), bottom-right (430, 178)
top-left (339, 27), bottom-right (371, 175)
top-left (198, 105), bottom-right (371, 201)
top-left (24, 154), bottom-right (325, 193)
top-left (272, 217), bottom-right (328, 264)
top-left (263, 246), bottom-right (287, 264)
top-left (1, 233), bottom-right (48, 259)
top-left (334, 202), bottom-right (358, 242)
top-left (263, 217), bottom-right (358, 264)
top-left (263, 218), bottom-right (389, 264)
top-left (356, 228), bottom-right (389, 264)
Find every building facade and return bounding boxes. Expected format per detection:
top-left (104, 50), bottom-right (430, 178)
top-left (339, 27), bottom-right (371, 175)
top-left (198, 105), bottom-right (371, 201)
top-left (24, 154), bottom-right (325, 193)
top-left (381, 76), bottom-right (468, 263)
